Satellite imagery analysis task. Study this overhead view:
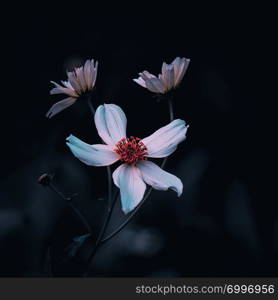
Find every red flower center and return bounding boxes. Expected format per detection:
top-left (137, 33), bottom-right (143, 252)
top-left (114, 136), bottom-right (148, 164)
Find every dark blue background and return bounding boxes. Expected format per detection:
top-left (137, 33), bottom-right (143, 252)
top-left (0, 2), bottom-right (274, 276)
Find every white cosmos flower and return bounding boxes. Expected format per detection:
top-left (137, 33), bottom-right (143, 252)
top-left (133, 57), bottom-right (190, 94)
top-left (46, 59), bottom-right (98, 118)
top-left (66, 104), bottom-right (189, 214)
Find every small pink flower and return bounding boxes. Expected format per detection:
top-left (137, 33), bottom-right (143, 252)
top-left (66, 104), bottom-right (189, 214)
top-left (133, 57), bottom-right (190, 94)
top-left (46, 59), bottom-right (98, 118)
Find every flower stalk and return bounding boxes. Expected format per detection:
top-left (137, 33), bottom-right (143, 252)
top-left (86, 96), bottom-right (114, 212)
top-left (43, 56), bottom-right (190, 277)
top-left (38, 173), bottom-right (93, 276)
top-left (168, 96), bottom-right (174, 121)
top-left (38, 174), bottom-right (93, 235)
top-left (83, 97), bottom-right (116, 276)
top-left (83, 190), bottom-right (119, 276)
top-left (87, 94), bottom-right (96, 115)
top-left (100, 95), bottom-right (174, 245)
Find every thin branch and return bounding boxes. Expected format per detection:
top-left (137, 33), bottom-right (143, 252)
top-left (87, 96), bottom-right (113, 209)
top-left (101, 186), bottom-right (154, 245)
top-left (38, 174), bottom-right (93, 276)
top-left (168, 97), bottom-right (174, 121)
top-left (83, 190), bottom-right (119, 276)
top-left (87, 96), bottom-right (96, 115)
top-left (48, 182), bottom-right (93, 235)
top-left (67, 202), bottom-right (93, 235)
top-left (106, 165), bottom-right (113, 208)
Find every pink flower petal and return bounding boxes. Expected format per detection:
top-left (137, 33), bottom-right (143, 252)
top-left (140, 71), bottom-right (156, 80)
top-left (172, 57), bottom-right (182, 80)
top-left (133, 77), bottom-right (146, 88)
top-left (62, 80), bottom-right (75, 91)
top-left (67, 71), bottom-right (82, 94)
top-left (84, 60), bottom-right (92, 89)
top-left (75, 66), bottom-right (87, 92)
top-left (112, 163), bottom-right (146, 214)
top-left (137, 160), bottom-right (183, 196)
top-left (46, 97), bottom-right (77, 118)
top-left (91, 60), bottom-right (98, 88)
top-left (145, 77), bottom-right (166, 94)
top-left (172, 57), bottom-right (190, 87)
top-left (50, 81), bottom-right (78, 97)
top-left (164, 64), bottom-right (175, 90)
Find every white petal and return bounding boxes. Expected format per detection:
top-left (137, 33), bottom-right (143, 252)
top-left (133, 77), bottom-right (146, 88)
top-left (46, 97), bottom-right (77, 118)
top-left (142, 119), bottom-right (189, 158)
top-left (161, 62), bottom-right (169, 73)
top-left (50, 81), bottom-right (78, 97)
top-left (140, 71), bottom-right (156, 80)
top-left (137, 161), bottom-right (183, 196)
top-left (94, 104), bottom-right (127, 145)
top-left (67, 71), bottom-right (82, 94)
top-left (172, 57), bottom-right (181, 78)
top-left (50, 80), bottom-right (63, 89)
top-left (84, 60), bottom-right (92, 89)
top-left (112, 164), bottom-right (146, 214)
top-left (62, 80), bottom-right (74, 89)
top-left (75, 66), bottom-right (87, 92)
top-left (145, 78), bottom-right (166, 94)
top-left (66, 135), bottom-right (119, 166)
top-left (91, 60), bottom-right (98, 88)
top-left (160, 62), bottom-right (175, 90)
top-left (165, 65), bottom-right (175, 90)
